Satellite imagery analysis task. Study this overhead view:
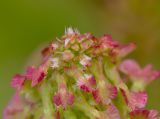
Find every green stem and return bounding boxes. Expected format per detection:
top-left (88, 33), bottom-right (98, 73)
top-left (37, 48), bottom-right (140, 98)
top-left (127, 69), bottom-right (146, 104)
top-left (131, 80), bottom-right (146, 91)
top-left (74, 91), bottom-right (100, 119)
top-left (74, 102), bottom-right (100, 119)
top-left (103, 57), bottom-right (121, 85)
top-left (40, 80), bottom-right (55, 119)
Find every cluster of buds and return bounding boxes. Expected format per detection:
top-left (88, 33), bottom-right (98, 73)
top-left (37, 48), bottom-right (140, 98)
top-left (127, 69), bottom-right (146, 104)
top-left (4, 28), bottom-right (160, 119)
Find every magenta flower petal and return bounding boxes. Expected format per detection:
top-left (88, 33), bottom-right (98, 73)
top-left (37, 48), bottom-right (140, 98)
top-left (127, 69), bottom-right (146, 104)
top-left (117, 43), bottom-right (136, 57)
top-left (130, 109), bottom-right (160, 119)
top-left (121, 89), bottom-right (148, 110)
top-left (92, 89), bottom-right (101, 103)
top-left (120, 59), bottom-right (160, 83)
top-left (53, 93), bottom-right (62, 106)
top-left (130, 109), bottom-right (150, 119)
top-left (79, 85), bottom-right (90, 92)
top-left (98, 105), bottom-right (120, 119)
top-left (106, 105), bottom-right (120, 119)
top-left (92, 85), bottom-right (117, 104)
top-left (53, 83), bottom-right (75, 108)
top-left (87, 75), bottom-right (96, 86)
top-left (107, 85), bottom-right (118, 99)
top-left (119, 59), bottom-right (141, 77)
top-left (129, 91), bottom-right (148, 110)
top-left (3, 92), bottom-right (24, 119)
top-left (25, 66), bottom-right (35, 79)
top-left (100, 35), bottom-right (119, 49)
top-left (77, 75), bottom-right (91, 92)
top-left (11, 74), bottom-right (25, 90)
top-left (31, 66), bottom-right (45, 87)
top-left (142, 64), bottom-right (160, 81)
top-left (67, 92), bottom-right (75, 105)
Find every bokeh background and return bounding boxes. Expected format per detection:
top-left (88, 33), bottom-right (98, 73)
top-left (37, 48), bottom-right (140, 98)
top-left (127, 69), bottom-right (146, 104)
top-left (1, 0), bottom-right (160, 117)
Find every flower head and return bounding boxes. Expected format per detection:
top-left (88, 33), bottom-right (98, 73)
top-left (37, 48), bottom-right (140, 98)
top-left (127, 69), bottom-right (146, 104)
top-left (4, 29), bottom-right (160, 119)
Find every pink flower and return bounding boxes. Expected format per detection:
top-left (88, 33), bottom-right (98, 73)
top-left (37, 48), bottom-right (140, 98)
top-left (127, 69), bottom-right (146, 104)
top-left (67, 92), bottom-right (75, 105)
top-left (53, 93), bottom-right (62, 106)
top-left (105, 105), bottom-right (120, 119)
top-left (98, 104), bottom-right (120, 119)
top-left (87, 75), bottom-right (96, 86)
top-left (100, 35), bottom-right (136, 58)
top-left (130, 109), bottom-right (160, 119)
top-left (11, 74), bottom-right (25, 90)
top-left (62, 50), bottom-right (74, 61)
top-left (77, 74), bottom-right (96, 92)
top-left (41, 42), bottom-right (58, 58)
top-left (80, 55), bottom-right (92, 67)
top-left (3, 92), bottom-right (24, 119)
top-left (92, 89), bottom-right (101, 103)
top-left (119, 59), bottom-right (160, 83)
top-left (129, 92), bottom-right (148, 110)
top-left (31, 66), bottom-right (45, 87)
top-left (142, 64), bottom-right (160, 81)
top-left (25, 66), bottom-right (35, 79)
top-left (79, 85), bottom-right (90, 92)
top-left (120, 89), bottom-right (148, 110)
top-left (92, 84), bottom-right (117, 104)
top-left (53, 83), bottom-right (75, 108)
top-left (11, 66), bottom-right (45, 88)
top-left (100, 35), bottom-right (119, 49)
top-left (78, 33), bottom-right (94, 42)
top-left (107, 84), bottom-right (118, 99)
top-left (119, 59), bottom-right (140, 77)
top-left (116, 43), bottom-right (136, 58)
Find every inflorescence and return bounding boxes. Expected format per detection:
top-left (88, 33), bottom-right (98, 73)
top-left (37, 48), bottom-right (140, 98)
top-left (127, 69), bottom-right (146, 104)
top-left (4, 28), bottom-right (160, 119)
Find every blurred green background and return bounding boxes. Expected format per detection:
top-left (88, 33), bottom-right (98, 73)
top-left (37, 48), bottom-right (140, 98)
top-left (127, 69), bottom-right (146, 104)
top-left (1, 0), bottom-right (160, 117)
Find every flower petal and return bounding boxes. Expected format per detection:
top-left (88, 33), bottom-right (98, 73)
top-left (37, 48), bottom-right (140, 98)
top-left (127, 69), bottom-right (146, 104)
top-left (129, 92), bottom-right (148, 110)
top-left (3, 92), bottom-right (24, 119)
top-left (53, 93), bottom-right (62, 106)
top-left (11, 74), bottom-right (25, 90)
top-left (119, 59), bottom-right (141, 77)
top-left (120, 89), bottom-right (147, 110)
top-left (130, 109), bottom-right (160, 119)
top-left (31, 66), bottom-right (45, 87)
top-left (25, 67), bottom-right (35, 79)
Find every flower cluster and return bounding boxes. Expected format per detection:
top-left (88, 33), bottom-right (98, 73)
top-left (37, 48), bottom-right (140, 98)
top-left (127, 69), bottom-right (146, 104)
top-left (4, 28), bottom-right (160, 119)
